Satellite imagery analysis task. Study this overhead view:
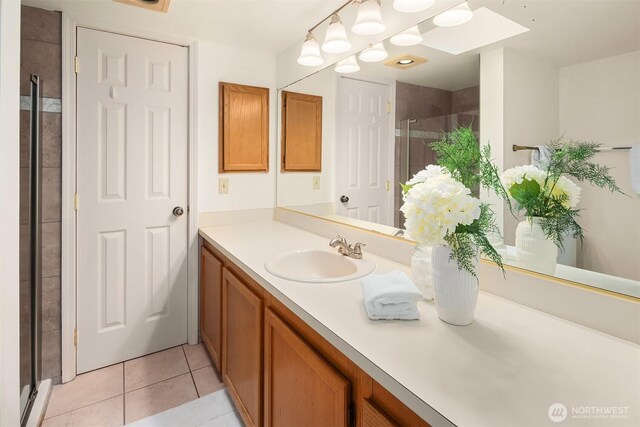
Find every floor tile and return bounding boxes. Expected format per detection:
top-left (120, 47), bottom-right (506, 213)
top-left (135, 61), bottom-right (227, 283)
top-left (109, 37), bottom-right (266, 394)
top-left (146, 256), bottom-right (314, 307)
top-left (45, 363), bottom-right (123, 419)
top-left (124, 346), bottom-right (189, 392)
top-left (191, 366), bottom-right (224, 397)
top-left (124, 373), bottom-right (198, 424)
top-left (126, 389), bottom-right (235, 427)
top-left (183, 343), bottom-right (213, 371)
top-left (42, 395), bottom-right (123, 427)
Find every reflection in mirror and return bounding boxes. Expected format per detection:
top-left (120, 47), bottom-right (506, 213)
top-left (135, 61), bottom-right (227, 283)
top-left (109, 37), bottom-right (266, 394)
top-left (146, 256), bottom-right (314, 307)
top-left (277, 0), bottom-right (640, 298)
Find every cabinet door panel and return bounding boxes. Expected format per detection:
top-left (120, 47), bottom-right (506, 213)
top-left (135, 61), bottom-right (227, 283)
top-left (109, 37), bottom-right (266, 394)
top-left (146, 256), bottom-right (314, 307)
top-left (200, 246), bottom-right (222, 372)
top-left (281, 91), bottom-right (322, 171)
top-left (222, 268), bottom-right (263, 427)
top-left (265, 308), bottom-right (350, 427)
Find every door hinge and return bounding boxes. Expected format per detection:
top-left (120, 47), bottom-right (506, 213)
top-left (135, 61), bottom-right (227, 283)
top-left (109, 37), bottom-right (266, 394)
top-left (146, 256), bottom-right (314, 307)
top-left (386, 180), bottom-right (390, 191)
top-left (74, 328), bottom-right (78, 347)
top-left (74, 193), bottom-right (79, 210)
top-left (387, 102), bottom-right (392, 113)
top-left (74, 56), bottom-right (79, 74)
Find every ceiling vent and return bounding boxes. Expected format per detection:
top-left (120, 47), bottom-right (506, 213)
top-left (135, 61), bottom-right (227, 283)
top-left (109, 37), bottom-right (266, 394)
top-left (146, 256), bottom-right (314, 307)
top-left (114, 0), bottom-right (171, 13)
top-left (384, 54), bottom-right (427, 70)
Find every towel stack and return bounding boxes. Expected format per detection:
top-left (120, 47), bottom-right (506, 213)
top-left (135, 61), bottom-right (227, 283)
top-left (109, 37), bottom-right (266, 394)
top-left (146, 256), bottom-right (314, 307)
top-left (361, 271), bottom-right (423, 320)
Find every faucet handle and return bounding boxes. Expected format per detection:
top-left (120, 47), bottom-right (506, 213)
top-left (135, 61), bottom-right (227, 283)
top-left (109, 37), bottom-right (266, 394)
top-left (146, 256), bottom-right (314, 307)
top-left (352, 242), bottom-right (366, 257)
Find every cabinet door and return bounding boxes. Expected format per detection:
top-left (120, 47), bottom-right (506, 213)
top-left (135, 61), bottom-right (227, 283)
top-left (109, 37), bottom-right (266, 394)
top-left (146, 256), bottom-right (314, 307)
top-left (281, 91), bottom-right (322, 171)
top-left (362, 399), bottom-right (397, 427)
top-left (219, 82), bottom-right (269, 172)
top-left (200, 246), bottom-right (223, 372)
top-left (222, 268), bottom-right (263, 427)
top-left (264, 308), bottom-right (350, 427)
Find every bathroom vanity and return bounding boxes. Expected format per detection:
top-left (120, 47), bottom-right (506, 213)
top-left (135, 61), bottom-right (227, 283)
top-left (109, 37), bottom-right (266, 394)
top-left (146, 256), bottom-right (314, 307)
top-left (199, 220), bottom-right (639, 427)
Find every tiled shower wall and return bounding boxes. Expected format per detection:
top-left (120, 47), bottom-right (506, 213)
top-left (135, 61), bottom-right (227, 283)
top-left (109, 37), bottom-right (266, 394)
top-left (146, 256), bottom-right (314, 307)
top-left (20, 5), bottom-right (63, 385)
top-left (393, 82), bottom-right (479, 228)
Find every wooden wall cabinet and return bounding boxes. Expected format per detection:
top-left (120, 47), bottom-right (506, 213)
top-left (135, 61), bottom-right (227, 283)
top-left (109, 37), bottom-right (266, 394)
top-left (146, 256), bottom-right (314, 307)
top-left (264, 308), bottom-right (350, 426)
top-left (219, 82), bottom-right (269, 173)
top-left (199, 240), bottom-right (431, 427)
top-left (281, 91), bottom-right (322, 172)
top-left (222, 267), bottom-right (263, 426)
top-left (200, 246), bottom-right (223, 372)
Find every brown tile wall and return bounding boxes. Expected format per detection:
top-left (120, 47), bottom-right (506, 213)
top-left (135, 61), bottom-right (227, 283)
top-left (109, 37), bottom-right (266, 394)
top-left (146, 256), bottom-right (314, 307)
top-left (394, 82), bottom-right (479, 228)
top-left (20, 5), bottom-right (63, 385)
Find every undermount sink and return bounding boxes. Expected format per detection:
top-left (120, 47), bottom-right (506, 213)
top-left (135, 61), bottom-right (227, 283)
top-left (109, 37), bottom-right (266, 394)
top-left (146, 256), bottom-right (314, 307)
top-left (264, 249), bottom-right (376, 283)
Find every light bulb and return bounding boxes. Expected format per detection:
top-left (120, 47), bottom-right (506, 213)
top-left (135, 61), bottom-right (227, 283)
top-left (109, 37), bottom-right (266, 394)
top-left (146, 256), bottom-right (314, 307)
top-left (322, 14), bottom-right (351, 54)
top-left (335, 56), bottom-right (360, 73)
top-left (352, 0), bottom-right (386, 36)
top-left (433, 2), bottom-right (474, 27)
top-left (297, 32), bottom-right (324, 67)
top-left (359, 42), bottom-right (388, 63)
top-left (390, 26), bottom-right (423, 46)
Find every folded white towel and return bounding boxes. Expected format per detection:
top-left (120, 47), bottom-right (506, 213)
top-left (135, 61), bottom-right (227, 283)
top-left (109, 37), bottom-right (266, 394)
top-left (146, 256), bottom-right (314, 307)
top-left (361, 271), bottom-right (422, 320)
top-left (531, 145), bottom-right (554, 169)
top-left (630, 145), bottom-right (640, 195)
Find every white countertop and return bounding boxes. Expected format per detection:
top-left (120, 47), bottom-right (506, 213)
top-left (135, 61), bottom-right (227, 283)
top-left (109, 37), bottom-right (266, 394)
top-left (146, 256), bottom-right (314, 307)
top-left (199, 220), bottom-right (640, 427)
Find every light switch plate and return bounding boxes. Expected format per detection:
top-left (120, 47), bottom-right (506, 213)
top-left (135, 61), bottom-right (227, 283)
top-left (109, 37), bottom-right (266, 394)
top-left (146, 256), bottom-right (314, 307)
top-left (312, 176), bottom-right (320, 190)
top-left (219, 178), bottom-right (229, 194)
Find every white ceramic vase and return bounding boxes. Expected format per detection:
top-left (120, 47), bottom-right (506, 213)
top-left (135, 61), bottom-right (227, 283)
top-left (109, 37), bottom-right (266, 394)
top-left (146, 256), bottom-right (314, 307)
top-left (411, 245), bottom-right (433, 301)
top-left (431, 245), bottom-right (479, 326)
top-left (515, 217), bottom-right (558, 275)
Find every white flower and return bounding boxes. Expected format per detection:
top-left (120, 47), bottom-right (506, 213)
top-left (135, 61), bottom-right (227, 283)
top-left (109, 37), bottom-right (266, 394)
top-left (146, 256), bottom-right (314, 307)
top-left (500, 165), bottom-right (581, 208)
top-left (406, 164), bottom-right (447, 186)
top-left (401, 168), bottom-right (481, 245)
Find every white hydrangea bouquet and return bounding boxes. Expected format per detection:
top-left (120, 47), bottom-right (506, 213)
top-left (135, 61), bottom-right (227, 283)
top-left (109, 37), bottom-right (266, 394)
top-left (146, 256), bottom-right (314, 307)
top-left (500, 140), bottom-right (621, 249)
top-left (400, 126), bottom-right (509, 278)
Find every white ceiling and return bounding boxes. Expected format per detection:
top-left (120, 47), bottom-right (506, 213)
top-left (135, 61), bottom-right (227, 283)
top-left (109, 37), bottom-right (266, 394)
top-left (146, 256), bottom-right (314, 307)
top-left (351, 0), bottom-right (640, 91)
top-left (21, 0), bottom-right (346, 54)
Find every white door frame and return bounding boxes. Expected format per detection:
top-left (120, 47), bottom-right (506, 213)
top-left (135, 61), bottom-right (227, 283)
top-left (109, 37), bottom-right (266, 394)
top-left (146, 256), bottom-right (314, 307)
top-left (335, 76), bottom-right (396, 225)
top-left (61, 15), bottom-right (199, 383)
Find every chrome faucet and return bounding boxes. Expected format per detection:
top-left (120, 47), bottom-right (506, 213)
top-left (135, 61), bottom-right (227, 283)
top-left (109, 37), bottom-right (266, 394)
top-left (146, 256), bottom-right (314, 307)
top-left (329, 235), bottom-right (366, 259)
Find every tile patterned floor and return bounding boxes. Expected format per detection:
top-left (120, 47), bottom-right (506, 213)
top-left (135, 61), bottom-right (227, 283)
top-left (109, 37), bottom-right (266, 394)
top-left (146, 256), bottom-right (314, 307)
top-left (42, 344), bottom-right (226, 426)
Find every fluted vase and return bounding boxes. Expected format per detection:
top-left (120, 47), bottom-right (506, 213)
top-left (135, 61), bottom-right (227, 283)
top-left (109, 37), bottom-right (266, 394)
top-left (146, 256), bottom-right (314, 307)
top-left (515, 217), bottom-right (557, 275)
top-left (431, 245), bottom-right (479, 326)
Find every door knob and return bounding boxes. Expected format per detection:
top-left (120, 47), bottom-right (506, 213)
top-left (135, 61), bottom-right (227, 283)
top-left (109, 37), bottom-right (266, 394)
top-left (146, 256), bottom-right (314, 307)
top-left (340, 195), bottom-right (349, 203)
top-left (173, 206), bottom-right (184, 217)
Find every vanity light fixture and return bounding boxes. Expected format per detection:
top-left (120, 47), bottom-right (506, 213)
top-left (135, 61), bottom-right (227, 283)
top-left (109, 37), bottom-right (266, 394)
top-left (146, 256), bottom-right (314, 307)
top-left (390, 26), bottom-right (423, 46)
top-left (359, 42), bottom-right (388, 62)
top-left (352, 0), bottom-right (386, 36)
top-left (297, 32), bottom-right (324, 67)
top-left (433, 2), bottom-right (474, 27)
top-left (322, 14), bottom-right (351, 53)
top-left (335, 55), bottom-right (361, 73)
top-left (392, 0), bottom-right (435, 13)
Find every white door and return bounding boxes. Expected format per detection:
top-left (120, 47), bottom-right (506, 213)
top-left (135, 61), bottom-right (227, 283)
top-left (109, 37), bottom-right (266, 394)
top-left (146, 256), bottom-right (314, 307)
top-left (76, 28), bottom-right (188, 373)
top-left (336, 77), bottom-right (391, 225)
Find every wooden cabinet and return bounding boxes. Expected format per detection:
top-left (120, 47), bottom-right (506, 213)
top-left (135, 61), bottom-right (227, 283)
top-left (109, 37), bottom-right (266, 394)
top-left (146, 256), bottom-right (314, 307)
top-left (264, 308), bottom-right (350, 427)
top-left (357, 371), bottom-right (430, 427)
top-left (200, 245), bottom-right (223, 372)
top-left (199, 241), bottom-right (431, 427)
top-left (281, 91), bottom-right (322, 172)
top-left (219, 82), bottom-right (269, 173)
top-left (222, 267), bottom-right (263, 427)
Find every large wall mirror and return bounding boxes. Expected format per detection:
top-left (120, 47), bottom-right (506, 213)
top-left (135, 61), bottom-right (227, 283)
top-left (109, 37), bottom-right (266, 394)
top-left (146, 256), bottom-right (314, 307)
top-left (276, 0), bottom-right (640, 299)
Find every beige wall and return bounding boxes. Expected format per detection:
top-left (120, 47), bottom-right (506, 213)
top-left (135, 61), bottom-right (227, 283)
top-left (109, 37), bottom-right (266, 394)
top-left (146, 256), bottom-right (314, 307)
top-left (497, 48), bottom-right (561, 245)
top-left (559, 50), bottom-right (640, 281)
